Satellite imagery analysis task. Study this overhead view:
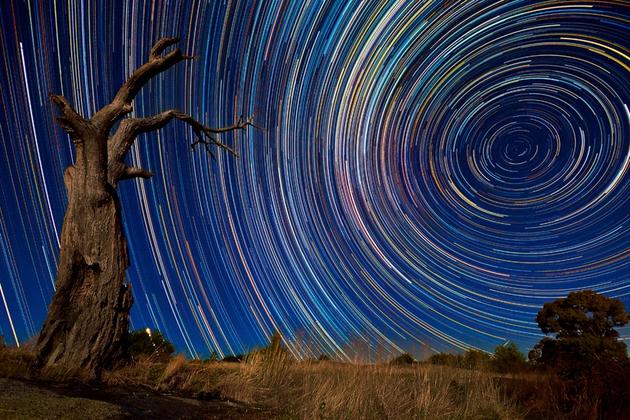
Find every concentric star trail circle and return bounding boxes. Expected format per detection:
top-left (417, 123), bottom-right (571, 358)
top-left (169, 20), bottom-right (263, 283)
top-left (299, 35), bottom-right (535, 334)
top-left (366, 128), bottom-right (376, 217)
top-left (0, 0), bottom-right (628, 358)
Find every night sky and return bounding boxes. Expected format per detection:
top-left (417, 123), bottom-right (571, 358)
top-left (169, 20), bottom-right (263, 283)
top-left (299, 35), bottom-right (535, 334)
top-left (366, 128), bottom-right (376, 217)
top-left (0, 0), bottom-right (628, 360)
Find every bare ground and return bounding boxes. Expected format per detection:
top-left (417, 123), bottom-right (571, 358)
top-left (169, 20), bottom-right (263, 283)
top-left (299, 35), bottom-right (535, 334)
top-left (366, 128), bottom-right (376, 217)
top-left (0, 378), bottom-right (274, 419)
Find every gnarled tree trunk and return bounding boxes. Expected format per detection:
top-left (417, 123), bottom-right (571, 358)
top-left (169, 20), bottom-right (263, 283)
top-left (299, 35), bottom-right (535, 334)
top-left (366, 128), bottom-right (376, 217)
top-left (35, 163), bottom-right (132, 375)
top-left (35, 38), bottom-right (253, 378)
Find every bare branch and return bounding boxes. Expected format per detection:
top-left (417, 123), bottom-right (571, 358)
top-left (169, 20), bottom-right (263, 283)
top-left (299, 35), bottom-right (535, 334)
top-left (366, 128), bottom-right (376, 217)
top-left (49, 93), bottom-right (91, 140)
top-left (150, 37), bottom-right (180, 59)
top-left (49, 93), bottom-right (76, 113)
top-left (113, 109), bottom-right (252, 157)
top-left (99, 37), bottom-right (257, 184)
top-left (204, 115), bottom-right (256, 134)
top-left (92, 37), bottom-right (194, 131)
top-left (121, 166), bottom-right (154, 180)
top-left (107, 109), bottom-right (255, 184)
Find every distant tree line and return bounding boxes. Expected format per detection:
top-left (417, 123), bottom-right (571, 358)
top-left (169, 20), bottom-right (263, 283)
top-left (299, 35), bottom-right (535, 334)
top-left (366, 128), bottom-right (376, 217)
top-left (133, 290), bottom-right (628, 378)
top-left (389, 342), bottom-right (527, 373)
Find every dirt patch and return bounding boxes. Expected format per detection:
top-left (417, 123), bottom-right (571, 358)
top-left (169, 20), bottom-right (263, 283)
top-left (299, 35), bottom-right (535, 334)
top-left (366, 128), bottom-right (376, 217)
top-left (0, 378), bottom-right (273, 419)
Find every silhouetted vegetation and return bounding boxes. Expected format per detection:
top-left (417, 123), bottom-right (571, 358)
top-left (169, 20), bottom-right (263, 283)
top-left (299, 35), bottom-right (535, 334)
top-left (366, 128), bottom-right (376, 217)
top-left (492, 342), bottom-right (527, 373)
top-left (428, 348), bottom-right (495, 371)
top-left (428, 351), bottom-right (461, 367)
top-left (529, 290), bottom-right (628, 378)
top-left (128, 329), bottom-right (175, 362)
top-left (389, 352), bottom-right (416, 365)
top-left (522, 290), bottom-right (630, 418)
top-left (461, 349), bottom-right (492, 369)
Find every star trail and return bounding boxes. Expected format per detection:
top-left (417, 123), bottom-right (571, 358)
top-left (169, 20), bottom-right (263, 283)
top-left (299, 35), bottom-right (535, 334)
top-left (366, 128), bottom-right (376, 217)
top-left (0, 0), bottom-right (628, 359)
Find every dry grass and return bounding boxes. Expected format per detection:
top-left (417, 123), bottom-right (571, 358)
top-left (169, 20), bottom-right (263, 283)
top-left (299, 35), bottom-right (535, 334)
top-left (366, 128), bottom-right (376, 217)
top-left (14, 342), bottom-right (627, 419)
top-left (0, 344), bottom-right (524, 418)
top-left (0, 340), bottom-right (94, 383)
top-left (307, 363), bottom-right (514, 419)
top-left (0, 344), bottom-right (34, 379)
top-left (103, 347), bottom-right (520, 419)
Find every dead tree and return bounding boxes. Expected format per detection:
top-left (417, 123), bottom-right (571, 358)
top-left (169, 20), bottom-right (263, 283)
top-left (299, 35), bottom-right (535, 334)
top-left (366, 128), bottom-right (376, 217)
top-left (35, 38), bottom-right (253, 377)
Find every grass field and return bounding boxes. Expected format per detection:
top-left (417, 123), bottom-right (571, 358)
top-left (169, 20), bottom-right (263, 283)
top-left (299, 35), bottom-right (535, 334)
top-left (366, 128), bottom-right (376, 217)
top-left (2, 342), bottom-right (627, 419)
top-left (107, 354), bottom-right (520, 419)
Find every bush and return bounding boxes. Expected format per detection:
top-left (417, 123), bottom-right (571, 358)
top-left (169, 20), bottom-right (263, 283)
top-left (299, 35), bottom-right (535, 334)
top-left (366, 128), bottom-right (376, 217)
top-left (389, 352), bottom-right (415, 365)
top-left (492, 343), bottom-right (527, 373)
top-left (428, 352), bottom-right (460, 367)
top-left (461, 349), bottom-right (491, 370)
top-left (428, 349), bottom-right (491, 370)
top-left (128, 328), bottom-right (175, 362)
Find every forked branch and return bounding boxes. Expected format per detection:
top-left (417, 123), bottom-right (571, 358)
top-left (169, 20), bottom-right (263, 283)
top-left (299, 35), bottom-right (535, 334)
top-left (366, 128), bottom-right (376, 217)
top-left (49, 93), bottom-right (91, 140)
top-left (92, 37), bottom-right (194, 130)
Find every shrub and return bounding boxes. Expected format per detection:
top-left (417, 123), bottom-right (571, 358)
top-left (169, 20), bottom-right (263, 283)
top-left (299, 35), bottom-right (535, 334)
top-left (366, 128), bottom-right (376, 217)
top-left (492, 343), bottom-right (527, 373)
top-left (461, 349), bottom-right (491, 370)
top-left (389, 352), bottom-right (415, 365)
top-left (428, 350), bottom-right (491, 370)
top-left (428, 352), bottom-right (460, 367)
top-left (128, 328), bottom-right (175, 362)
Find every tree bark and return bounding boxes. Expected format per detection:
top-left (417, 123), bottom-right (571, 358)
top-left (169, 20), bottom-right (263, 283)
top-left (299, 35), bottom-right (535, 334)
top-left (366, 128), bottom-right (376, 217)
top-left (35, 142), bottom-right (133, 377)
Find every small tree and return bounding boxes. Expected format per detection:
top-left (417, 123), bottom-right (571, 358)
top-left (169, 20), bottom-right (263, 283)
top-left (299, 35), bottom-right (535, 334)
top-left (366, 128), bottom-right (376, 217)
top-left (428, 352), bottom-right (460, 367)
top-left (128, 328), bottom-right (174, 362)
top-left (239, 331), bottom-right (291, 364)
top-left (462, 349), bottom-right (491, 370)
top-left (389, 352), bottom-right (415, 365)
top-left (268, 331), bottom-right (283, 352)
top-left (530, 290), bottom-right (629, 378)
top-left (256, 330), bottom-right (290, 360)
top-left (492, 342), bottom-right (527, 373)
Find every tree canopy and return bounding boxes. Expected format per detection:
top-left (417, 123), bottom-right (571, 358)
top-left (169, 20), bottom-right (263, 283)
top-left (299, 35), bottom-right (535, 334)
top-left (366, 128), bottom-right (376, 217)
top-left (492, 343), bottom-right (527, 373)
top-left (536, 289), bottom-right (628, 339)
top-left (530, 290), bottom-right (629, 378)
